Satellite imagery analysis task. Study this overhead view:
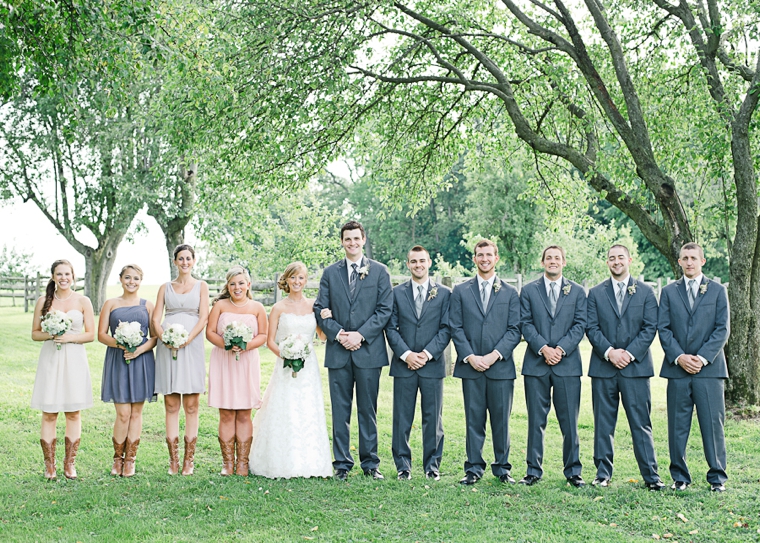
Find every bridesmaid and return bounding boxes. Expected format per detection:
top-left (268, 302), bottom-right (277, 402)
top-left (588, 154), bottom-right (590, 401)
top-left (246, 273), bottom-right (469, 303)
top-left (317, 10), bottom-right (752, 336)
top-left (152, 245), bottom-right (209, 475)
top-left (31, 259), bottom-right (95, 480)
top-left (206, 266), bottom-right (267, 476)
top-left (98, 264), bottom-right (157, 477)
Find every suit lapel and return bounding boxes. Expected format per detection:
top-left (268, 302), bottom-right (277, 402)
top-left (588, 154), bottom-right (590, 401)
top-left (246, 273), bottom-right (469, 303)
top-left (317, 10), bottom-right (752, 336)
top-left (418, 280), bottom-right (435, 320)
top-left (350, 257), bottom-right (368, 302)
top-left (603, 278), bottom-right (620, 318)
top-left (337, 260), bottom-right (351, 300)
top-left (552, 277), bottom-right (569, 318)
top-left (675, 278), bottom-right (691, 313)
top-left (469, 278), bottom-right (485, 316)
top-left (690, 277), bottom-right (709, 313)
top-left (620, 277), bottom-right (634, 317)
top-left (484, 279), bottom-right (498, 315)
top-left (537, 278), bottom-right (552, 317)
top-left (404, 280), bottom-right (417, 317)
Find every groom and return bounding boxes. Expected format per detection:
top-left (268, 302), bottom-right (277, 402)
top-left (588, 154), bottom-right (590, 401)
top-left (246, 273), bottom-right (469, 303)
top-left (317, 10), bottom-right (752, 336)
top-left (315, 221), bottom-right (393, 480)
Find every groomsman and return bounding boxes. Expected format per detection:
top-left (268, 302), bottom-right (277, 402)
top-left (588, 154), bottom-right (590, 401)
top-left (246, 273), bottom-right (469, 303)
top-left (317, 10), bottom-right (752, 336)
top-left (385, 245), bottom-right (451, 481)
top-left (449, 239), bottom-right (522, 485)
top-left (586, 244), bottom-right (665, 490)
top-left (314, 221), bottom-right (393, 480)
top-left (658, 242), bottom-right (729, 492)
top-left (519, 245), bottom-right (587, 487)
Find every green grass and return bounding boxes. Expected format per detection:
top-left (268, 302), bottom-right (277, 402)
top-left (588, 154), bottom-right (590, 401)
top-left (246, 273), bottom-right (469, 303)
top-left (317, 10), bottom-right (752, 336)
top-left (1, 304), bottom-right (759, 542)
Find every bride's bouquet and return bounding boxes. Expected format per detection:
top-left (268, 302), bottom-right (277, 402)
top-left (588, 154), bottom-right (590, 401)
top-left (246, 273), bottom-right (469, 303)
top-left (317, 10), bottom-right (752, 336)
top-left (223, 321), bottom-right (253, 360)
top-left (114, 321), bottom-right (144, 363)
top-left (41, 310), bottom-right (73, 350)
top-left (279, 334), bottom-right (313, 378)
top-left (162, 323), bottom-right (189, 360)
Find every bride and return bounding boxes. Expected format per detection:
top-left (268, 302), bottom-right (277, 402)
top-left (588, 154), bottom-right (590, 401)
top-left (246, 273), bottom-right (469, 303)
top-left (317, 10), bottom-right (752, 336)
top-left (249, 262), bottom-right (333, 478)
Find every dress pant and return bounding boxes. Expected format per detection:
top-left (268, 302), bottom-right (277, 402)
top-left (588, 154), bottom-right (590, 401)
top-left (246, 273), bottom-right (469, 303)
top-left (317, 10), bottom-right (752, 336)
top-left (328, 363), bottom-right (382, 472)
top-left (524, 372), bottom-right (582, 478)
top-left (461, 375), bottom-right (513, 477)
top-left (391, 373), bottom-right (444, 474)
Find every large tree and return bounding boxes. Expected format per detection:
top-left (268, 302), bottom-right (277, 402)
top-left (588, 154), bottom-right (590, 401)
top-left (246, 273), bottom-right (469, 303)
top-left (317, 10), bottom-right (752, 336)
top-left (198, 1), bottom-right (759, 404)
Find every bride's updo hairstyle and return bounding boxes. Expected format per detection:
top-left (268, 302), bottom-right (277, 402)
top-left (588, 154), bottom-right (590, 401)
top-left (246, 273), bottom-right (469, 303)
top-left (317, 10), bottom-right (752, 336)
top-left (278, 262), bottom-right (308, 294)
top-left (212, 265), bottom-right (253, 305)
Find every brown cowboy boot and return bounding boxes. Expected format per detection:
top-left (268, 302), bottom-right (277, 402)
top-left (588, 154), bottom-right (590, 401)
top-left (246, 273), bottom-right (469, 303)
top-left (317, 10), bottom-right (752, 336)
top-left (122, 438), bottom-right (140, 477)
top-left (63, 437), bottom-right (80, 479)
top-left (235, 436), bottom-right (252, 476)
top-left (40, 438), bottom-right (57, 480)
top-left (111, 437), bottom-right (126, 476)
top-left (181, 436), bottom-right (197, 476)
top-left (166, 436), bottom-right (180, 475)
top-left (218, 436), bottom-right (235, 476)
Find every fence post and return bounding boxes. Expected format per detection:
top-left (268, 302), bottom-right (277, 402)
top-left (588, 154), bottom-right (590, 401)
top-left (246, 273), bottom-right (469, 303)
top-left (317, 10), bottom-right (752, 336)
top-left (273, 273), bottom-right (282, 304)
top-left (441, 276), bottom-right (453, 289)
top-left (36, 272), bottom-right (42, 300)
top-left (516, 273), bottom-right (522, 293)
top-left (24, 275), bottom-right (29, 312)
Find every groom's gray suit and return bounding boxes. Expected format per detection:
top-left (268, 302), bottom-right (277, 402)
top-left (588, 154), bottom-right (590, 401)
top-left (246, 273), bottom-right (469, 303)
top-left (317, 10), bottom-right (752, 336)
top-left (314, 256), bottom-right (393, 472)
top-left (658, 276), bottom-right (729, 485)
top-left (586, 277), bottom-right (661, 483)
top-left (449, 277), bottom-right (522, 478)
top-left (385, 279), bottom-right (451, 475)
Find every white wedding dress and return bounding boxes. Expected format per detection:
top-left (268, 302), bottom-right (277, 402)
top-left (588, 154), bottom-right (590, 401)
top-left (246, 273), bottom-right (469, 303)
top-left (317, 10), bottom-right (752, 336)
top-left (249, 313), bottom-right (333, 478)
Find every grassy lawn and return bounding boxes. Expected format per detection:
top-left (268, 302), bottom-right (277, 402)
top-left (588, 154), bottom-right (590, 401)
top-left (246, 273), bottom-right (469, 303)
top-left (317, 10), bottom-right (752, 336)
top-left (1, 297), bottom-right (758, 542)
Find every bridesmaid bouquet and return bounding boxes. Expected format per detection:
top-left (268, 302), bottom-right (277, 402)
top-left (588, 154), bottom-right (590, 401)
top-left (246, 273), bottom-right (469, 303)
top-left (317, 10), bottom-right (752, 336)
top-left (162, 323), bottom-right (189, 360)
top-left (114, 321), bottom-right (144, 363)
top-left (222, 321), bottom-right (253, 361)
top-left (279, 334), bottom-right (313, 378)
top-left (41, 310), bottom-right (73, 350)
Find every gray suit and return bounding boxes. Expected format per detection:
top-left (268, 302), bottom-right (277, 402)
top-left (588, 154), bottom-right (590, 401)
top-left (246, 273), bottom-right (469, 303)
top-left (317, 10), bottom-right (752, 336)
top-left (385, 280), bottom-right (451, 474)
top-left (658, 277), bottom-right (729, 485)
top-left (314, 257), bottom-right (393, 472)
top-left (520, 277), bottom-right (587, 478)
top-left (450, 277), bottom-right (522, 478)
top-left (586, 277), bottom-right (660, 483)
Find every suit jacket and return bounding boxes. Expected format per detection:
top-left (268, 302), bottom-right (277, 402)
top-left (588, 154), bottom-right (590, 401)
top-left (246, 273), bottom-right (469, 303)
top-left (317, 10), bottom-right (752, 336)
top-left (658, 276), bottom-right (729, 379)
top-left (385, 280), bottom-right (452, 379)
top-left (314, 257), bottom-right (393, 369)
top-left (449, 277), bottom-right (522, 380)
top-left (586, 277), bottom-right (658, 378)
top-left (521, 276), bottom-right (587, 377)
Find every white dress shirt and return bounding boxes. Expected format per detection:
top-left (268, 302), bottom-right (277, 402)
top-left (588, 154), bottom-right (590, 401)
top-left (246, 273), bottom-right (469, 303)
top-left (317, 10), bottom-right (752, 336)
top-left (603, 275), bottom-right (635, 363)
top-left (675, 273), bottom-right (708, 366)
top-left (400, 279), bottom-right (433, 363)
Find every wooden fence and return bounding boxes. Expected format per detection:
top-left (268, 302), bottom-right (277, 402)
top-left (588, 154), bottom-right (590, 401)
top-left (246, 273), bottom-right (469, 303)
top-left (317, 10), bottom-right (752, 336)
top-left (0, 274), bottom-right (85, 312)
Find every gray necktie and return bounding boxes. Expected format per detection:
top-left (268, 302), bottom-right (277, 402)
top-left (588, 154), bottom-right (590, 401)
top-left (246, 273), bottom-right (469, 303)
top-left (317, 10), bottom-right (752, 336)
top-left (549, 281), bottom-right (557, 316)
top-left (415, 284), bottom-right (424, 318)
top-left (480, 281), bottom-right (489, 310)
top-left (688, 279), bottom-right (695, 309)
top-left (349, 263), bottom-right (358, 298)
top-left (617, 281), bottom-right (626, 313)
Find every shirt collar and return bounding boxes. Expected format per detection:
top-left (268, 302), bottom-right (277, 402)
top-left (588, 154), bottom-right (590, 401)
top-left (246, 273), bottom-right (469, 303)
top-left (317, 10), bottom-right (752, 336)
top-left (543, 275), bottom-right (563, 294)
top-left (613, 275), bottom-right (630, 287)
top-left (477, 275), bottom-right (495, 288)
top-left (346, 255), bottom-right (364, 268)
top-left (685, 274), bottom-right (704, 288)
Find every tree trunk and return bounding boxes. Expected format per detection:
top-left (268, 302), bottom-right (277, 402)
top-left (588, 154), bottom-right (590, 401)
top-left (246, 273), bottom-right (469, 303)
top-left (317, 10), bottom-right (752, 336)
top-left (83, 237), bottom-right (122, 313)
top-left (163, 227), bottom-right (185, 279)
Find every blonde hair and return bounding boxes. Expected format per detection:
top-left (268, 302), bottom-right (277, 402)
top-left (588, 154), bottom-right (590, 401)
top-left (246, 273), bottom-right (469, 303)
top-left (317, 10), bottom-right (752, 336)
top-left (278, 262), bottom-right (308, 293)
top-left (119, 264), bottom-right (144, 279)
top-left (212, 265), bottom-right (252, 305)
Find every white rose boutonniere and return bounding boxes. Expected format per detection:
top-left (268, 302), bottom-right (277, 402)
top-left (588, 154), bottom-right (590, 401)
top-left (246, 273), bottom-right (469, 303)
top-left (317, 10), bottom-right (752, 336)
top-left (562, 283), bottom-right (572, 296)
top-left (628, 282), bottom-right (637, 296)
top-left (493, 279), bottom-right (501, 293)
top-left (357, 263), bottom-right (370, 279)
top-left (699, 283), bottom-right (708, 295)
top-left (427, 285), bottom-right (438, 301)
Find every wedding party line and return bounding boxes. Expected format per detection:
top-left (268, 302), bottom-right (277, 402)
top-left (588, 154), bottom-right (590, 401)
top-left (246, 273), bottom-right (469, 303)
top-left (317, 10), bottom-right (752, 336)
top-left (29, 220), bottom-right (729, 494)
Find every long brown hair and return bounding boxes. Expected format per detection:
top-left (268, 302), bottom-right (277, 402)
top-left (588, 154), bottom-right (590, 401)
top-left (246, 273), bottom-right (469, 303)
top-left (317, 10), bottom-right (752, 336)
top-left (42, 259), bottom-right (75, 316)
top-left (212, 266), bottom-right (252, 305)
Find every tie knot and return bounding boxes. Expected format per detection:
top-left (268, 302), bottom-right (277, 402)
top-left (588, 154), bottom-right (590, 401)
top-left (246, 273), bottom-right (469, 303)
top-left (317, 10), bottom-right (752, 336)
top-left (618, 281), bottom-right (625, 290)
top-left (352, 263), bottom-right (358, 271)
top-left (688, 279), bottom-right (695, 287)
top-left (418, 285), bottom-right (424, 294)
top-left (550, 281), bottom-right (557, 289)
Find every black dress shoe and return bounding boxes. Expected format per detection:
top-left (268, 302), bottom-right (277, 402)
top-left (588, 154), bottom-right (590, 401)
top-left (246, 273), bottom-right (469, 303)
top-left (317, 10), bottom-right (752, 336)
top-left (591, 477), bottom-right (609, 487)
top-left (710, 483), bottom-right (726, 492)
top-left (397, 470), bottom-right (411, 480)
top-left (645, 480), bottom-right (665, 491)
top-left (518, 474), bottom-right (541, 486)
top-left (498, 473), bottom-right (516, 484)
top-left (567, 475), bottom-right (586, 488)
top-left (363, 468), bottom-right (384, 480)
top-left (459, 472), bottom-right (480, 485)
top-left (671, 481), bottom-right (689, 491)
top-left (334, 469), bottom-right (349, 481)
top-left (425, 471), bottom-right (440, 481)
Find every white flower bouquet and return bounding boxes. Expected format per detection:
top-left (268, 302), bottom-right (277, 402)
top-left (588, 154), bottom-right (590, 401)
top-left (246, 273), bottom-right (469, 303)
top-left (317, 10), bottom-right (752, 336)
top-left (41, 310), bottom-right (73, 350)
top-left (114, 321), bottom-right (144, 363)
top-left (162, 323), bottom-right (189, 360)
top-left (279, 333), bottom-right (313, 378)
top-left (222, 321), bottom-right (253, 360)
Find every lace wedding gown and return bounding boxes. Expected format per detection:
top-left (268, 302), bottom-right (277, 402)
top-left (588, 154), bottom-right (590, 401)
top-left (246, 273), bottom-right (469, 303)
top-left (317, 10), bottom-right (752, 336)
top-left (249, 313), bottom-right (333, 478)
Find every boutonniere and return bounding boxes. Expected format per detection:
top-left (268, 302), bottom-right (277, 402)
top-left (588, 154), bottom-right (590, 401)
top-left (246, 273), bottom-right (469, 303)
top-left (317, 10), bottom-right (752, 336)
top-left (562, 283), bottom-right (571, 296)
top-left (357, 263), bottom-right (369, 280)
top-left (699, 283), bottom-right (708, 295)
top-left (628, 281), bottom-right (637, 296)
top-left (427, 285), bottom-right (438, 301)
top-left (493, 279), bottom-right (501, 293)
